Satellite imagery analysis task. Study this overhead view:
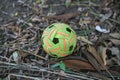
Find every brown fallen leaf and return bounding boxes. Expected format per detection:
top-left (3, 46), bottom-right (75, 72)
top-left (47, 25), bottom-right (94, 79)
top-left (87, 45), bottom-right (105, 69)
top-left (47, 12), bottom-right (78, 21)
top-left (109, 33), bottom-right (120, 39)
top-left (62, 57), bottom-right (95, 71)
top-left (109, 39), bottom-right (120, 46)
top-left (87, 45), bottom-right (115, 80)
top-left (77, 36), bottom-right (93, 45)
top-left (81, 49), bottom-right (104, 73)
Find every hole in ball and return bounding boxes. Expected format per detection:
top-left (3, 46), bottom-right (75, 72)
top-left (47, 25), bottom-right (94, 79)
top-left (66, 28), bottom-right (71, 33)
top-left (52, 38), bottom-right (59, 44)
top-left (49, 25), bottom-right (54, 28)
top-left (51, 54), bottom-right (57, 57)
top-left (69, 45), bottom-right (73, 51)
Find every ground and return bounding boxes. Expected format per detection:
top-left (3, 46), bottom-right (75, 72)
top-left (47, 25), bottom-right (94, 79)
top-left (0, 0), bottom-right (120, 80)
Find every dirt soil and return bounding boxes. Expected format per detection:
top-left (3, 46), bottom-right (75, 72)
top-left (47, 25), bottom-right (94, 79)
top-left (0, 0), bottom-right (120, 80)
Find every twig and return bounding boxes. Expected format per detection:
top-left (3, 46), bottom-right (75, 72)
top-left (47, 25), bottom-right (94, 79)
top-left (18, 49), bottom-right (47, 60)
top-left (0, 61), bottom-right (99, 80)
top-left (8, 74), bottom-right (42, 80)
top-left (89, 10), bottom-right (120, 24)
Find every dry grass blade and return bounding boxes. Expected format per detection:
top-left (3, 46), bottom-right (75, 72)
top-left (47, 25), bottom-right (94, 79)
top-left (81, 50), bottom-right (103, 73)
top-left (87, 45), bottom-right (115, 80)
top-left (87, 45), bottom-right (105, 69)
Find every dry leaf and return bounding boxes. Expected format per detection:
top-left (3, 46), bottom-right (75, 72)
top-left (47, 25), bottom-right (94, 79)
top-left (63, 59), bottom-right (95, 71)
top-left (108, 47), bottom-right (120, 65)
top-left (87, 46), bottom-right (114, 77)
top-left (48, 12), bottom-right (78, 21)
top-left (109, 33), bottom-right (120, 39)
top-left (77, 36), bottom-right (93, 45)
top-left (87, 45), bottom-right (105, 69)
top-left (81, 50), bottom-right (104, 73)
top-left (101, 47), bottom-right (107, 65)
top-left (109, 39), bottom-right (120, 45)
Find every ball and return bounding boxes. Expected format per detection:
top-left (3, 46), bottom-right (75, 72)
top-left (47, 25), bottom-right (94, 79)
top-left (41, 23), bottom-right (77, 57)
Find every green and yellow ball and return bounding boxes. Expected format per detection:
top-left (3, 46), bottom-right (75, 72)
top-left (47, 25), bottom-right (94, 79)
top-left (41, 23), bottom-right (77, 58)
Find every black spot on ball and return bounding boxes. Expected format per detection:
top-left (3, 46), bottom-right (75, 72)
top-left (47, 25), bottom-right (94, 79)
top-left (69, 45), bottom-right (73, 51)
top-left (51, 54), bottom-right (57, 57)
top-left (49, 25), bottom-right (54, 28)
top-left (52, 38), bottom-right (59, 44)
top-left (66, 28), bottom-right (71, 33)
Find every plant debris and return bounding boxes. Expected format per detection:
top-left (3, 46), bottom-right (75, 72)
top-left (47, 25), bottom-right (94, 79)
top-left (0, 0), bottom-right (120, 80)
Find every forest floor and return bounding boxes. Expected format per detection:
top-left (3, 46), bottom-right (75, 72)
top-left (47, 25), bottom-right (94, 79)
top-left (0, 0), bottom-right (120, 80)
